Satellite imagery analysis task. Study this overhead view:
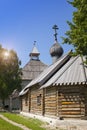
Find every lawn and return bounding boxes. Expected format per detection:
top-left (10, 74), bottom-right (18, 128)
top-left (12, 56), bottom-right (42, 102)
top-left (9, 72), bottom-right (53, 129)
top-left (0, 118), bottom-right (22, 130)
top-left (2, 112), bottom-right (46, 130)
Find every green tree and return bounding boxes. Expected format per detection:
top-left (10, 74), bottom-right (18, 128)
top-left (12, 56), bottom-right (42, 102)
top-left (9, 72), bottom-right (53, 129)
top-left (62, 0), bottom-right (87, 63)
top-left (0, 45), bottom-right (22, 108)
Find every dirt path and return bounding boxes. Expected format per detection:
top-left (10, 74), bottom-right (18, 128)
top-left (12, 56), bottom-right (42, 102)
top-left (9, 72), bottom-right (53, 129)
top-left (0, 114), bottom-right (31, 130)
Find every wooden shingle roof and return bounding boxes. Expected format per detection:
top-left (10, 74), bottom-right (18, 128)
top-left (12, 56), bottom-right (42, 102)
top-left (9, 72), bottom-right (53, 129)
top-left (22, 59), bottom-right (48, 80)
top-left (22, 44), bottom-right (48, 81)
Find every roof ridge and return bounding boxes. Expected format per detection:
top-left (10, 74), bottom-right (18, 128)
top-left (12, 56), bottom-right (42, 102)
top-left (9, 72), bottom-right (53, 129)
top-left (41, 55), bottom-right (79, 88)
top-left (39, 51), bottom-right (71, 86)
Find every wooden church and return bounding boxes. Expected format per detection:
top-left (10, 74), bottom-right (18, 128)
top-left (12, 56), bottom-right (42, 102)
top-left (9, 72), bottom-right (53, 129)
top-left (11, 42), bottom-right (47, 110)
top-left (20, 25), bottom-right (87, 120)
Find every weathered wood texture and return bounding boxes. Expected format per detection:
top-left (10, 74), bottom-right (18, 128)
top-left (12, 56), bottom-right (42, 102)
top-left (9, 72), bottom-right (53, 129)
top-left (21, 84), bottom-right (87, 119)
top-left (58, 86), bottom-right (87, 119)
top-left (21, 93), bottom-right (29, 112)
top-left (44, 87), bottom-right (57, 117)
top-left (30, 85), bottom-right (43, 115)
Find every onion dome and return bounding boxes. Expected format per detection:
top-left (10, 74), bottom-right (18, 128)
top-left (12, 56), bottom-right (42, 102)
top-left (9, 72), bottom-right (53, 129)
top-left (50, 41), bottom-right (63, 57)
top-left (50, 25), bottom-right (63, 63)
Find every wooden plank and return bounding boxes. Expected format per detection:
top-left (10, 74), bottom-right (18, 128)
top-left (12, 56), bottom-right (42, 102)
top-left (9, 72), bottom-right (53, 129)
top-left (45, 107), bottom-right (56, 110)
top-left (45, 99), bottom-right (56, 102)
top-left (45, 96), bottom-right (56, 99)
top-left (45, 104), bottom-right (56, 107)
top-left (45, 101), bottom-right (56, 104)
top-left (45, 112), bottom-right (56, 115)
top-left (61, 115), bottom-right (82, 118)
top-left (61, 101), bottom-right (80, 105)
top-left (61, 104), bottom-right (83, 108)
top-left (61, 111), bottom-right (81, 115)
top-left (61, 108), bottom-right (81, 111)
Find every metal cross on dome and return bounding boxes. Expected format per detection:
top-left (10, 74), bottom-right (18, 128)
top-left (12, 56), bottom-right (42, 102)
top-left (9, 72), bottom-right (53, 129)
top-left (34, 41), bottom-right (36, 46)
top-left (52, 24), bottom-right (59, 41)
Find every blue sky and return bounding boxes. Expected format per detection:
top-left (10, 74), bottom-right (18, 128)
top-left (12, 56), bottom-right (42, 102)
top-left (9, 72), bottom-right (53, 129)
top-left (0, 0), bottom-right (74, 67)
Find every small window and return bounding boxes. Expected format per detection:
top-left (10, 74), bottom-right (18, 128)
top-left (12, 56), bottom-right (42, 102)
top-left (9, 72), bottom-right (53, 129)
top-left (37, 94), bottom-right (41, 106)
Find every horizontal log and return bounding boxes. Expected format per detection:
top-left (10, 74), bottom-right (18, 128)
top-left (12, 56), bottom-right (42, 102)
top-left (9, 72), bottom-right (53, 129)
top-left (32, 108), bottom-right (42, 111)
top-left (45, 112), bottom-right (56, 115)
top-left (61, 115), bottom-right (82, 118)
top-left (31, 106), bottom-right (42, 108)
top-left (30, 108), bottom-right (42, 111)
top-left (45, 101), bottom-right (56, 103)
top-left (45, 104), bottom-right (57, 107)
top-left (45, 106), bottom-right (56, 109)
top-left (61, 101), bottom-right (80, 105)
top-left (45, 99), bottom-right (56, 102)
top-left (61, 111), bottom-right (81, 115)
top-left (31, 105), bottom-right (42, 107)
top-left (45, 93), bottom-right (56, 96)
top-left (45, 96), bottom-right (56, 99)
top-left (45, 109), bottom-right (56, 112)
top-left (61, 104), bottom-right (82, 108)
top-left (30, 100), bottom-right (37, 103)
top-left (61, 108), bottom-right (81, 111)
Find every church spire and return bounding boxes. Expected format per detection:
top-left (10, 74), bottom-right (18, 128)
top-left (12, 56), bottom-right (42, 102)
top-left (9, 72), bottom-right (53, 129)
top-left (29, 41), bottom-right (40, 60)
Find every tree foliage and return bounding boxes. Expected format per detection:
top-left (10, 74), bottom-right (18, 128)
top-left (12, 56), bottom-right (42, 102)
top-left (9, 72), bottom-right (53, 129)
top-left (0, 45), bottom-right (22, 107)
top-left (62, 0), bottom-right (87, 63)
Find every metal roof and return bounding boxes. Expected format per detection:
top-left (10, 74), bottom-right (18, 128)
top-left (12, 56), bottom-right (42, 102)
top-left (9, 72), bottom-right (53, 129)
top-left (21, 51), bottom-right (71, 90)
top-left (53, 56), bottom-right (87, 86)
top-left (19, 88), bottom-right (29, 96)
top-left (41, 56), bottom-right (87, 88)
top-left (20, 51), bottom-right (87, 96)
top-left (30, 45), bottom-right (40, 55)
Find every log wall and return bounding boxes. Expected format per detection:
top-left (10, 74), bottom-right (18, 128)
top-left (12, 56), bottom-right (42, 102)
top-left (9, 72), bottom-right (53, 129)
top-left (21, 84), bottom-right (87, 119)
top-left (44, 86), bottom-right (57, 117)
top-left (21, 93), bottom-right (29, 112)
top-left (58, 86), bottom-right (86, 119)
top-left (30, 85), bottom-right (43, 115)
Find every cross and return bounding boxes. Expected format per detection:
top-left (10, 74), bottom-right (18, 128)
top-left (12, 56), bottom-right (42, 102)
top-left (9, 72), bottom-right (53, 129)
top-left (52, 24), bottom-right (59, 41)
top-left (34, 41), bottom-right (36, 46)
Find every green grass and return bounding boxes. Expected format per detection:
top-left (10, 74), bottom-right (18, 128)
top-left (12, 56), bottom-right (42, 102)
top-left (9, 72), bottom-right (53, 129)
top-left (2, 112), bottom-right (46, 130)
top-left (0, 118), bottom-right (22, 130)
